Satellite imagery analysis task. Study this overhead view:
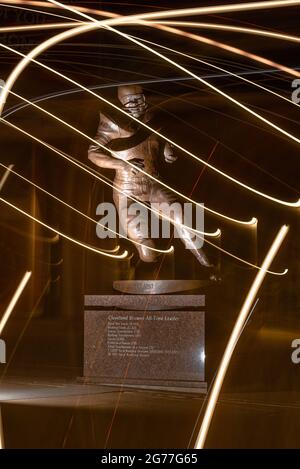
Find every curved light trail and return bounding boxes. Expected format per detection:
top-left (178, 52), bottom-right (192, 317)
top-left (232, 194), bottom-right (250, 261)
top-left (0, 0), bottom-right (300, 163)
top-left (106, 24), bottom-right (300, 148)
top-left (131, 34), bottom-right (300, 109)
top-left (19, 1), bottom-right (300, 207)
top-left (0, 21), bottom-right (79, 33)
top-left (0, 118), bottom-right (288, 276)
top-left (1, 58), bottom-right (257, 227)
top-left (148, 23), bottom-right (300, 78)
top-left (0, 35), bottom-right (298, 211)
top-left (195, 224), bottom-right (289, 448)
top-left (0, 162), bottom-right (175, 256)
top-left (0, 197), bottom-right (129, 259)
top-left (0, 1), bottom-right (82, 22)
top-left (0, 0), bottom-right (295, 447)
top-left (0, 271), bottom-right (32, 335)
top-left (46, 0), bottom-right (300, 78)
top-left (4, 0), bottom-right (300, 18)
top-left (18, 0), bottom-right (299, 79)
top-left (7, 88), bottom-right (221, 236)
top-left (0, 0), bottom-right (295, 273)
top-left (155, 21), bottom-right (300, 44)
top-left (0, 164), bottom-right (13, 191)
top-left (47, 0), bottom-right (300, 22)
top-left (1, 19), bottom-right (299, 45)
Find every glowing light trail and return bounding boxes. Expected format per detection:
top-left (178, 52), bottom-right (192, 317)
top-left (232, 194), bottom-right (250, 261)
top-left (195, 224), bottom-right (289, 448)
top-left (0, 271), bottom-right (32, 335)
top-left (0, 119), bottom-right (287, 276)
top-left (7, 89), bottom-right (220, 235)
top-left (0, 1), bottom-right (82, 22)
top-left (149, 23), bottom-right (300, 78)
top-left (0, 22), bottom-right (79, 33)
top-left (0, 6), bottom-right (299, 208)
top-left (107, 24), bottom-right (300, 147)
top-left (0, 198), bottom-right (128, 259)
top-left (0, 164), bottom-right (13, 191)
top-left (47, 0), bottom-right (300, 78)
top-left (2, 2), bottom-right (299, 48)
top-left (131, 34), bottom-right (300, 109)
top-left (0, 162), bottom-right (174, 256)
top-left (20, 2), bottom-right (299, 208)
top-left (1, 19), bottom-right (299, 45)
top-left (1, 40), bottom-right (297, 213)
top-left (0, 270), bottom-right (31, 450)
top-left (5, 0), bottom-right (299, 19)
top-left (156, 21), bottom-right (300, 44)
top-left (109, 0), bottom-right (300, 21)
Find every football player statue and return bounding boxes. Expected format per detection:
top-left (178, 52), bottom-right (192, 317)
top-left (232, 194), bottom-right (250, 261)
top-left (88, 85), bottom-right (218, 281)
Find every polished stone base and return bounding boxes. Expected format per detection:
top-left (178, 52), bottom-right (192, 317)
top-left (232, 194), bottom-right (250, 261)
top-left (83, 294), bottom-right (206, 392)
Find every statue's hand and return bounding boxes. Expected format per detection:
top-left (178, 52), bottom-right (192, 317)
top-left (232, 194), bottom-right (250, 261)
top-left (164, 143), bottom-right (177, 163)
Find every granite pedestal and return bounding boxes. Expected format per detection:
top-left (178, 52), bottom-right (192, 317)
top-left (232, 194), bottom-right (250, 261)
top-left (83, 293), bottom-right (206, 392)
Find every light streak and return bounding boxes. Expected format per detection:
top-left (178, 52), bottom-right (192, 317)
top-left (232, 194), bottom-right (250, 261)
top-left (0, 1), bottom-right (293, 439)
top-left (0, 161), bottom-right (174, 256)
top-left (5, 0), bottom-right (300, 19)
top-left (0, 219), bottom-right (59, 243)
top-left (131, 34), bottom-right (300, 109)
top-left (0, 116), bottom-right (178, 244)
top-left (0, 8), bottom-right (299, 209)
top-left (2, 2), bottom-right (298, 48)
top-left (0, 271), bottom-right (32, 335)
top-left (110, 0), bottom-right (300, 21)
top-left (14, 0), bottom-right (299, 80)
top-left (0, 0), bottom-right (114, 18)
top-left (6, 0), bottom-right (300, 19)
top-left (46, 0), bottom-right (300, 78)
top-left (148, 23), bottom-right (300, 78)
top-left (194, 224), bottom-right (289, 448)
top-left (0, 198), bottom-right (128, 259)
top-left (0, 119), bottom-right (287, 276)
top-left (155, 21), bottom-right (300, 44)
top-left (7, 88), bottom-right (220, 236)
top-left (0, 164), bottom-right (13, 191)
top-left (203, 233), bottom-right (287, 276)
top-left (2, 2), bottom-right (297, 80)
top-left (2, 2), bottom-right (299, 45)
top-left (4, 4), bottom-right (295, 211)
top-left (0, 27), bottom-right (295, 221)
top-left (107, 25), bottom-right (300, 151)
top-left (48, 0), bottom-right (300, 77)
top-left (0, 22), bottom-right (79, 33)
top-left (1, 16), bottom-right (299, 50)
top-left (0, 1), bottom-right (82, 22)
top-left (45, 0), bottom-right (300, 25)
top-left (0, 1), bottom-right (294, 267)
top-left (4, 2), bottom-right (296, 121)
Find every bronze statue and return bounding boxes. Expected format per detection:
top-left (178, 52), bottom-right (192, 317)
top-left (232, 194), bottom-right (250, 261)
top-left (88, 84), bottom-right (218, 280)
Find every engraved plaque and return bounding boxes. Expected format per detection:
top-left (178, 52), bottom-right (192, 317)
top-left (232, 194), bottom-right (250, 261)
top-left (84, 307), bottom-right (206, 390)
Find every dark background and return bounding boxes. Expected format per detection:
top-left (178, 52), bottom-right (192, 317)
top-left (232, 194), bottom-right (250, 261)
top-left (0, 0), bottom-right (300, 448)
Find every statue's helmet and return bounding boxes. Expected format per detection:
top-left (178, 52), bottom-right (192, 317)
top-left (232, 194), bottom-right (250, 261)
top-left (117, 84), bottom-right (147, 118)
